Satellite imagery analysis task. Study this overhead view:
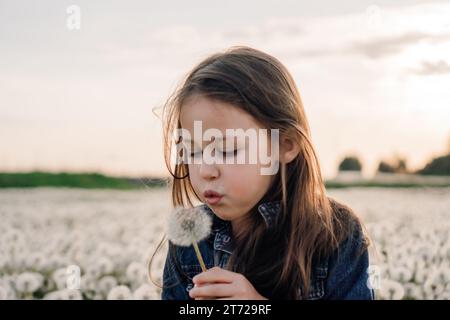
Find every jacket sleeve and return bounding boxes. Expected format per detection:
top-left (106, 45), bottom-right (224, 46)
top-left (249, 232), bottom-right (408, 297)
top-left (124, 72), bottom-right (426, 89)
top-left (323, 221), bottom-right (375, 300)
top-left (161, 242), bottom-right (190, 300)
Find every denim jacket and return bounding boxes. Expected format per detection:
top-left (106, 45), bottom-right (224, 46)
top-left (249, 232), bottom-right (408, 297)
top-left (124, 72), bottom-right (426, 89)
top-left (161, 200), bottom-right (375, 300)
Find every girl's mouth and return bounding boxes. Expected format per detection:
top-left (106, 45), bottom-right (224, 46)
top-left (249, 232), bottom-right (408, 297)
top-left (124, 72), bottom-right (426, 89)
top-left (203, 190), bottom-right (224, 205)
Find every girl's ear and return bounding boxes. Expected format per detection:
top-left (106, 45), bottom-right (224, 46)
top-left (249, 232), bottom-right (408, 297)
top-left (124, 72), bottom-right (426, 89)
top-left (279, 135), bottom-right (300, 164)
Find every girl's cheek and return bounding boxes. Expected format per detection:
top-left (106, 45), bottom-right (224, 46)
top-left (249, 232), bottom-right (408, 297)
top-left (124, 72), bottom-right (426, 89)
top-left (223, 164), bottom-right (268, 196)
top-left (187, 164), bottom-right (202, 191)
top-left (188, 162), bottom-right (271, 202)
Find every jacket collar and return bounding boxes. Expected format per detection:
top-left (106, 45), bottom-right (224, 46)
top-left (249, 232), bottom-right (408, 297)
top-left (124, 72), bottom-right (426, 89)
top-left (200, 200), bottom-right (282, 254)
top-left (201, 200), bottom-right (282, 231)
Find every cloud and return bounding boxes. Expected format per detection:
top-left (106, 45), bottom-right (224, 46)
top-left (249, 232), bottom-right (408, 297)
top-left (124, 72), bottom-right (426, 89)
top-left (273, 31), bottom-right (450, 61)
top-left (408, 60), bottom-right (450, 75)
top-left (348, 32), bottom-right (450, 59)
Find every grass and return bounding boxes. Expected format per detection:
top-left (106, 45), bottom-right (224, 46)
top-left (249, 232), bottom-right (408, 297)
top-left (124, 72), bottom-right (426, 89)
top-left (325, 181), bottom-right (450, 189)
top-left (0, 171), bottom-right (449, 189)
top-left (0, 171), bottom-right (167, 190)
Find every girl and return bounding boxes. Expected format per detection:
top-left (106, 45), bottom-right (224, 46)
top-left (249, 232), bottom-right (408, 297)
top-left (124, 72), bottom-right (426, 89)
top-left (151, 46), bottom-right (375, 300)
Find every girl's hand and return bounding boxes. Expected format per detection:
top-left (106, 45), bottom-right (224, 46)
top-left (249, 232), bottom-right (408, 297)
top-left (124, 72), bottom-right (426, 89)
top-left (188, 267), bottom-right (268, 300)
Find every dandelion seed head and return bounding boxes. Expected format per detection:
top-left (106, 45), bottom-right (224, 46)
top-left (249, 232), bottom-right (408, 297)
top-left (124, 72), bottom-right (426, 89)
top-left (107, 285), bottom-right (131, 300)
top-left (52, 268), bottom-right (68, 290)
top-left (380, 279), bottom-right (405, 300)
top-left (43, 291), bottom-right (63, 300)
top-left (166, 206), bottom-right (212, 246)
top-left (389, 266), bottom-right (413, 283)
top-left (60, 289), bottom-right (82, 300)
top-left (125, 261), bottom-right (147, 284)
top-left (15, 272), bottom-right (44, 294)
top-left (133, 283), bottom-right (156, 300)
top-left (403, 283), bottom-right (421, 299)
top-left (0, 286), bottom-right (8, 300)
top-left (97, 276), bottom-right (118, 295)
top-left (423, 279), bottom-right (445, 296)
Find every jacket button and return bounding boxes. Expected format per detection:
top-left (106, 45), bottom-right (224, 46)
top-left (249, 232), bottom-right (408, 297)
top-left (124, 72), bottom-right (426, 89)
top-left (186, 283), bottom-right (193, 292)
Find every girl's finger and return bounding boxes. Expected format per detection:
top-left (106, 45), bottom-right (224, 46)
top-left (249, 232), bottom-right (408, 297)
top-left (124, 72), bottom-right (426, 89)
top-left (189, 283), bottom-right (233, 298)
top-left (193, 267), bottom-right (237, 284)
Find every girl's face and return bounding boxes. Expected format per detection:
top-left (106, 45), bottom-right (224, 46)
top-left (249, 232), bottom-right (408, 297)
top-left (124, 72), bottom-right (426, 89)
top-left (180, 95), bottom-right (275, 224)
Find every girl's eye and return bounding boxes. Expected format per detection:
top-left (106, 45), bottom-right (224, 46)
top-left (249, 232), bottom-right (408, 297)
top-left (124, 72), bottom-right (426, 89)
top-left (189, 149), bottom-right (239, 159)
top-left (222, 149), bottom-right (238, 157)
top-left (189, 151), bottom-right (202, 158)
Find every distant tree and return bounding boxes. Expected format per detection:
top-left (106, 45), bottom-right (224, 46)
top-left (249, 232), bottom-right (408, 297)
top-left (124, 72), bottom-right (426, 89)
top-left (447, 134), bottom-right (450, 154)
top-left (377, 156), bottom-right (408, 174)
top-left (417, 154), bottom-right (450, 176)
top-left (377, 161), bottom-right (395, 173)
top-left (396, 158), bottom-right (407, 173)
top-left (338, 156), bottom-right (362, 171)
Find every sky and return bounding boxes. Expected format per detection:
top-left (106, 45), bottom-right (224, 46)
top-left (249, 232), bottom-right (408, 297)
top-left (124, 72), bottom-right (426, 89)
top-left (1, 0), bottom-right (449, 179)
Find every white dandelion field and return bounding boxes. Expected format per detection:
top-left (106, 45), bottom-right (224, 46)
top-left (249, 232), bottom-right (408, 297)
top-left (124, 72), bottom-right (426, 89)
top-left (0, 187), bottom-right (449, 300)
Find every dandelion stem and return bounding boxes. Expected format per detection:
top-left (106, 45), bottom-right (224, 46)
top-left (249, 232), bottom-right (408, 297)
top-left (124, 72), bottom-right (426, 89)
top-left (192, 242), bottom-right (207, 272)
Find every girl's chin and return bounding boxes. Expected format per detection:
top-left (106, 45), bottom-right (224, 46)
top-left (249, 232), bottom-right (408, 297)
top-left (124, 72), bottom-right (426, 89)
top-left (210, 207), bottom-right (234, 221)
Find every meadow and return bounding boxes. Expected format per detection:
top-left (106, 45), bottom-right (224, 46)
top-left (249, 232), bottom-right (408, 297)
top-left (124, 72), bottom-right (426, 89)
top-left (0, 187), bottom-right (449, 299)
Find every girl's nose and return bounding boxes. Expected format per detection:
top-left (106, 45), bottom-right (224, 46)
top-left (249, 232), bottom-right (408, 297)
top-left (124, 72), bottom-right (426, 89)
top-left (199, 163), bottom-right (220, 180)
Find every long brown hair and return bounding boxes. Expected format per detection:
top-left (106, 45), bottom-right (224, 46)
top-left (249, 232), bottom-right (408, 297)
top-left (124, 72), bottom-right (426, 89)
top-left (151, 46), bottom-right (369, 299)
